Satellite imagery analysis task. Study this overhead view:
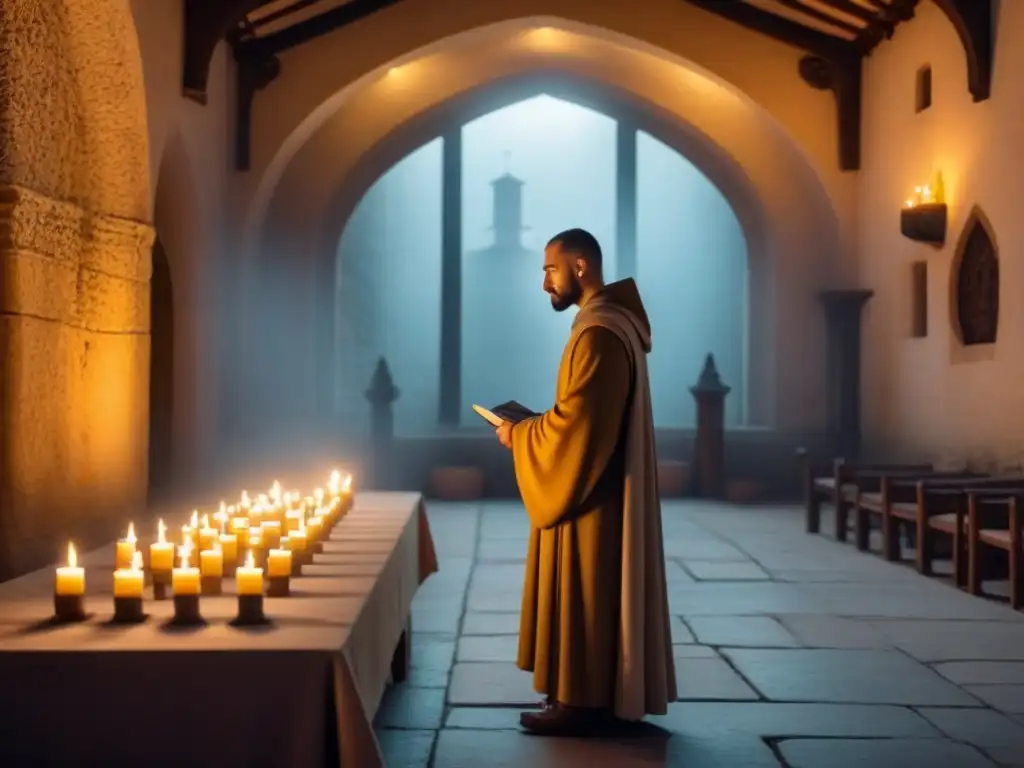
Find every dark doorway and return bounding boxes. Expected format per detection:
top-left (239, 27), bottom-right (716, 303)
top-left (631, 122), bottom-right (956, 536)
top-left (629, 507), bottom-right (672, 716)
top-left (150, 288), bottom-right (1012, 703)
top-left (148, 236), bottom-right (174, 502)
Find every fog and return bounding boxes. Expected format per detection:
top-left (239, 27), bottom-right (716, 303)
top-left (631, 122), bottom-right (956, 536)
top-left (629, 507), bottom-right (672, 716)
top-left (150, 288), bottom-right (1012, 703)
top-left (334, 95), bottom-right (748, 436)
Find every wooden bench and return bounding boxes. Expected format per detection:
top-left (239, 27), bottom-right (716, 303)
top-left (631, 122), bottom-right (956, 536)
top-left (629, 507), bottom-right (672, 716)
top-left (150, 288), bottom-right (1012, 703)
top-left (795, 449), bottom-right (931, 537)
top-left (854, 471), bottom-right (987, 556)
top-left (967, 492), bottom-right (1023, 609)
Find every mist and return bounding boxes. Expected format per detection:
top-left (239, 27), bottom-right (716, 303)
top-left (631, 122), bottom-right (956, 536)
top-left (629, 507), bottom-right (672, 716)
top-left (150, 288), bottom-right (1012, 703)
top-left (334, 94), bottom-right (748, 435)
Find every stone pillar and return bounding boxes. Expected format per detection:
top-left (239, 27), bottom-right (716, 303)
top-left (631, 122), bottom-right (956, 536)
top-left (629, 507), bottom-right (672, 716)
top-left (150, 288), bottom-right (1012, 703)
top-left (615, 120), bottom-right (638, 281)
top-left (690, 354), bottom-right (731, 498)
top-left (819, 289), bottom-right (873, 460)
top-left (365, 357), bottom-right (399, 489)
top-left (438, 129), bottom-right (462, 426)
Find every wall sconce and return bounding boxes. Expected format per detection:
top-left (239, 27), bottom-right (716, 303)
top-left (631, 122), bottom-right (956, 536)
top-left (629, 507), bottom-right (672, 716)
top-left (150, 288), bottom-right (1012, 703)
top-left (900, 183), bottom-right (947, 246)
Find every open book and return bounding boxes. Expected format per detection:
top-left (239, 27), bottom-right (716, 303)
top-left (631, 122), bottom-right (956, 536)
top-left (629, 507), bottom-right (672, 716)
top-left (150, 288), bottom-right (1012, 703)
top-left (472, 401), bottom-right (538, 427)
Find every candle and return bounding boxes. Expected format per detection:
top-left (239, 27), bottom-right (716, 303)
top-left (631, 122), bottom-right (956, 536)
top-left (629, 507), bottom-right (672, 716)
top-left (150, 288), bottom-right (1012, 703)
top-left (113, 551), bottom-right (145, 598)
top-left (172, 549), bottom-right (200, 595)
top-left (327, 470), bottom-right (341, 497)
top-left (261, 520), bottom-right (282, 549)
top-left (248, 526), bottom-right (263, 549)
top-left (198, 523), bottom-right (218, 552)
top-left (230, 515), bottom-right (249, 535)
top-left (150, 519), bottom-right (175, 572)
top-left (285, 508), bottom-right (304, 532)
top-left (306, 515), bottom-right (324, 543)
top-left (314, 487), bottom-right (325, 508)
top-left (236, 550), bottom-right (264, 595)
top-left (55, 542), bottom-right (85, 596)
top-left (219, 533), bottom-right (238, 565)
top-left (288, 527), bottom-right (308, 556)
top-left (267, 548), bottom-right (292, 578)
top-left (269, 481), bottom-right (282, 504)
top-left (115, 522), bottom-right (137, 570)
top-left (199, 548), bottom-right (224, 578)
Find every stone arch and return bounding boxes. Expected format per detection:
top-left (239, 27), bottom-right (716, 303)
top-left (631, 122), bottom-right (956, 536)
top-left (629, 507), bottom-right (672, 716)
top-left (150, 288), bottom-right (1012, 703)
top-left (246, 18), bottom-right (843, 434)
top-left (150, 129), bottom-right (208, 495)
top-left (950, 205), bottom-right (999, 347)
top-left (309, 72), bottom-right (771, 425)
top-left (0, 0), bottom-right (154, 576)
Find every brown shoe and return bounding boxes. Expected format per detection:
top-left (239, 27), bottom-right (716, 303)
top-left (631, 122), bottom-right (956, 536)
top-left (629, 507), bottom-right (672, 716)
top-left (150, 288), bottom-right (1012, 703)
top-left (519, 704), bottom-right (610, 736)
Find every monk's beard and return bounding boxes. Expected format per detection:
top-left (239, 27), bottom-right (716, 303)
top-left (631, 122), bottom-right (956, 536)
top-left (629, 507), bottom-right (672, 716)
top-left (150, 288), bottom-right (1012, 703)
top-left (549, 282), bottom-right (581, 312)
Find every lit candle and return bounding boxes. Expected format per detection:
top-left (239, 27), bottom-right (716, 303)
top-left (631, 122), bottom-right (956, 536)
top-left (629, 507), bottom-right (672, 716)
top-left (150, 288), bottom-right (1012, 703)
top-left (327, 470), bottom-right (341, 498)
top-left (149, 519), bottom-right (175, 572)
top-left (113, 551), bottom-right (145, 598)
top-left (235, 550), bottom-right (264, 596)
top-left (219, 532), bottom-right (238, 568)
top-left (313, 487), bottom-right (325, 508)
top-left (199, 547), bottom-right (224, 578)
top-left (269, 481), bottom-right (282, 504)
top-left (248, 527), bottom-right (263, 550)
top-left (198, 515), bottom-right (219, 552)
top-left (230, 515), bottom-right (250, 536)
top-left (172, 547), bottom-right (200, 595)
top-left (240, 490), bottom-right (251, 510)
top-left (285, 508), bottom-right (304, 532)
top-left (288, 525), bottom-right (308, 557)
top-left (306, 515), bottom-right (324, 544)
top-left (261, 520), bottom-right (282, 550)
top-left (115, 522), bottom-right (137, 570)
top-left (267, 547), bottom-right (292, 578)
top-left (55, 542), bottom-right (85, 596)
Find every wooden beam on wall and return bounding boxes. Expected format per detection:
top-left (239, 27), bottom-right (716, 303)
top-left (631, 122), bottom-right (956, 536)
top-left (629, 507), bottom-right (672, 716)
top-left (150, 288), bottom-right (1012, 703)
top-left (233, 49), bottom-right (282, 171)
top-left (241, 0), bottom-right (406, 57)
top-left (930, 0), bottom-right (994, 101)
top-left (182, 0), bottom-right (267, 104)
top-left (799, 54), bottom-right (863, 171)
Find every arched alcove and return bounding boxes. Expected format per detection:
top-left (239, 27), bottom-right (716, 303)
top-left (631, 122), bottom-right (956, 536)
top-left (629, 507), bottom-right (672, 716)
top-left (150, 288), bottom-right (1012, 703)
top-left (952, 207), bottom-right (999, 347)
top-left (148, 236), bottom-right (175, 501)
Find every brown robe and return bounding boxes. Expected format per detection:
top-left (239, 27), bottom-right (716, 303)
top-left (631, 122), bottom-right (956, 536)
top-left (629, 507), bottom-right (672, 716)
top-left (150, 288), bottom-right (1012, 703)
top-left (511, 278), bottom-right (677, 719)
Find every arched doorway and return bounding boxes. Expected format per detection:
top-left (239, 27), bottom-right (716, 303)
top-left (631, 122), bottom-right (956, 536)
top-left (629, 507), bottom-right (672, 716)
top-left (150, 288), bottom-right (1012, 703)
top-left (148, 236), bottom-right (174, 502)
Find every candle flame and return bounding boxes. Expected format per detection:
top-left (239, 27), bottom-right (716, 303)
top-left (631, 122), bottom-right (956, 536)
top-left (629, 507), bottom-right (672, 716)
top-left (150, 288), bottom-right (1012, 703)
top-left (245, 550), bottom-right (255, 569)
top-left (126, 522), bottom-right (136, 544)
top-left (314, 487), bottom-right (324, 502)
top-left (219, 500), bottom-right (226, 515)
top-left (131, 551), bottom-right (143, 572)
top-left (190, 510), bottom-right (199, 528)
top-left (158, 519), bottom-right (167, 544)
top-left (240, 490), bottom-right (250, 505)
top-left (180, 551), bottom-right (190, 570)
top-left (201, 513), bottom-right (210, 530)
top-left (67, 542), bottom-right (77, 568)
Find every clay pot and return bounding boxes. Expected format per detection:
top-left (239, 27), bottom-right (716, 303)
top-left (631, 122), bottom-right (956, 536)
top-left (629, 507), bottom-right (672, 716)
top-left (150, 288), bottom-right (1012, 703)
top-left (430, 467), bottom-right (484, 501)
top-left (657, 460), bottom-right (690, 497)
top-left (726, 479), bottom-right (762, 504)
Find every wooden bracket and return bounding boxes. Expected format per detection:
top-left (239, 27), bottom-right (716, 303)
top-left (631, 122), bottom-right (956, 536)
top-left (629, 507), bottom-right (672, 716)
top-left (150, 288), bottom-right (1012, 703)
top-left (182, 0), bottom-right (267, 104)
top-left (799, 54), bottom-right (863, 172)
top-left (931, 0), bottom-right (993, 102)
top-left (234, 50), bottom-right (282, 172)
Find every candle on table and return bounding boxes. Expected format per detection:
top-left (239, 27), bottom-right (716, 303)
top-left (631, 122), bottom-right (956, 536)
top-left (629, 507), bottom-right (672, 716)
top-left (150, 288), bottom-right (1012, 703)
top-left (234, 550), bottom-right (266, 625)
top-left (171, 547), bottom-right (202, 624)
top-left (289, 523), bottom-right (308, 559)
top-left (112, 551), bottom-right (145, 622)
top-left (284, 508), bottom-right (304, 533)
top-left (199, 545), bottom-right (224, 594)
top-left (306, 515), bottom-right (324, 546)
top-left (198, 514), bottom-right (218, 551)
top-left (149, 519), bottom-right (174, 600)
top-left (54, 542), bottom-right (86, 621)
top-left (266, 546), bottom-right (291, 597)
top-left (115, 522), bottom-right (137, 570)
top-left (261, 520), bottom-right (282, 550)
top-left (219, 532), bottom-right (238, 572)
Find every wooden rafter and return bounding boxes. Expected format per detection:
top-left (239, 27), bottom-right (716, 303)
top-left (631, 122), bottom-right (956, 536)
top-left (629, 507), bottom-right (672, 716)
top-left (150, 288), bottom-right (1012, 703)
top-left (182, 0), bottom-right (269, 103)
top-left (241, 0), bottom-right (406, 57)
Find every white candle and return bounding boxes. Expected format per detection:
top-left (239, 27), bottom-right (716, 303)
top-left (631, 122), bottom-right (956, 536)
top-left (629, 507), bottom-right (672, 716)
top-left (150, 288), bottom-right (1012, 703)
top-left (199, 548), bottom-right (224, 578)
top-left (172, 549), bottom-right (200, 595)
top-left (267, 548), bottom-right (291, 578)
top-left (236, 550), bottom-right (264, 595)
top-left (149, 519), bottom-right (174, 572)
top-left (113, 551), bottom-right (144, 598)
top-left (115, 522), bottom-right (137, 570)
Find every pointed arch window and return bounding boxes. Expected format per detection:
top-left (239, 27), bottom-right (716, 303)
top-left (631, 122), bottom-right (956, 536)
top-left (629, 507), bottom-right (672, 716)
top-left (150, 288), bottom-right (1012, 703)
top-left (953, 209), bottom-right (999, 346)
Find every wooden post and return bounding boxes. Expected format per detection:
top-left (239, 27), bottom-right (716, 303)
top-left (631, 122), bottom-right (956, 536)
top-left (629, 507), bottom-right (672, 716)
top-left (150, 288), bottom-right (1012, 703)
top-left (690, 354), bottom-right (731, 498)
top-left (365, 357), bottom-right (399, 489)
top-left (819, 289), bottom-right (873, 460)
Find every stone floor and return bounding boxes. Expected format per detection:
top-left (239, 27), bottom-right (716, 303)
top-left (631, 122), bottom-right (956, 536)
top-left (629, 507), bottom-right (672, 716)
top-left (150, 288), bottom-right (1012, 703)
top-left (373, 500), bottom-right (1024, 767)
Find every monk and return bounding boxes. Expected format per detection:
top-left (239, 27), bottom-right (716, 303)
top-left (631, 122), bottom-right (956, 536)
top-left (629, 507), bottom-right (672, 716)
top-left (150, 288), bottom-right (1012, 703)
top-left (495, 228), bottom-right (677, 736)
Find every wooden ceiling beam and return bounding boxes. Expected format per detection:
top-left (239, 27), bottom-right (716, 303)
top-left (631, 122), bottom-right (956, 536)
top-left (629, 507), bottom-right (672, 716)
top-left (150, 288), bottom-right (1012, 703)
top-left (682, 0), bottom-right (858, 59)
top-left (247, 0), bottom-right (323, 33)
top-left (240, 0), bottom-right (406, 57)
top-left (182, 0), bottom-right (269, 103)
top-left (773, 0), bottom-right (862, 37)
top-left (931, 0), bottom-right (993, 101)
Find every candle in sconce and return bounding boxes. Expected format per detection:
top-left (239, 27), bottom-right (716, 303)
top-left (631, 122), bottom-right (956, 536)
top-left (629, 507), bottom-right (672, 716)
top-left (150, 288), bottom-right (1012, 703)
top-left (115, 522), bottom-right (137, 570)
top-left (54, 542), bottom-right (86, 621)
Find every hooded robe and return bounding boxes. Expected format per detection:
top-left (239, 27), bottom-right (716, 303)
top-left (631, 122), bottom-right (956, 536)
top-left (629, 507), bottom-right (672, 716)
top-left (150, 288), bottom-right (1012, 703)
top-left (511, 278), bottom-right (677, 720)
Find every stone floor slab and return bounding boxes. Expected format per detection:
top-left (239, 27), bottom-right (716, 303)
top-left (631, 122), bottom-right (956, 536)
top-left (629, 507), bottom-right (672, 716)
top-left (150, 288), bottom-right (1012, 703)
top-left (663, 538), bottom-right (749, 562)
top-left (964, 685), bottom-right (1024, 713)
top-left (670, 582), bottom-right (820, 616)
top-left (434, 728), bottom-right (780, 768)
top-left (917, 707), bottom-right (1024, 749)
top-left (407, 636), bottom-right (455, 688)
top-left (376, 728), bottom-right (436, 768)
top-left (462, 611), bottom-right (520, 635)
top-left (777, 615), bottom-right (891, 649)
top-left (721, 648), bottom-right (982, 706)
top-left (687, 616), bottom-right (800, 648)
top-left (685, 561), bottom-right (770, 581)
top-left (374, 686), bottom-right (446, 729)
top-left (868, 621), bottom-right (1024, 662)
top-left (778, 738), bottom-right (995, 768)
top-left (674, 657), bottom-right (761, 701)
top-left (448, 662), bottom-right (538, 706)
top-left (675, 644), bottom-right (722, 659)
top-left (671, 615), bottom-right (696, 644)
top-left (935, 662), bottom-right (1024, 685)
top-left (457, 634), bottom-right (518, 662)
top-left (477, 538), bottom-right (526, 562)
top-left (665, 560), bottom-right (695, 584)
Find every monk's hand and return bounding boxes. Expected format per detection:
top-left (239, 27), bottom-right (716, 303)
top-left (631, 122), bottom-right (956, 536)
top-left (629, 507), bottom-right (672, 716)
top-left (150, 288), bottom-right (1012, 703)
top-left (496, 420), bottom-right (514, 449)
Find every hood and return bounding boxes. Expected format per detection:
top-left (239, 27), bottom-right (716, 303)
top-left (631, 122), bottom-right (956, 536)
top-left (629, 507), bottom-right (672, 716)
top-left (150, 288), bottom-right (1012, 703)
top-left (584, 278), bottom-right (652, 353)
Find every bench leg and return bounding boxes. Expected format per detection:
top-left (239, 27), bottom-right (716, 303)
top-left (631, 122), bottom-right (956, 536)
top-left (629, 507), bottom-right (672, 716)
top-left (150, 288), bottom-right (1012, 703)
top-left (952, 525), bottom-right (967, 588)
top-left (1010, 509), bottom-right (1022, 611)
top-left (835, 497), bottom-right (849, 542)
top-left (882, 512), bottom-right (901, 561)
top-left (854, 507), bottom-right (870, 551)
top-left (916, 513), bottom-right (932, 575)
top-left (805, 492), bottom-right (821, 535)
top-left (967, 530), bottom-right (983, 596)
top-left (391, 613), bottom-right (412, 683)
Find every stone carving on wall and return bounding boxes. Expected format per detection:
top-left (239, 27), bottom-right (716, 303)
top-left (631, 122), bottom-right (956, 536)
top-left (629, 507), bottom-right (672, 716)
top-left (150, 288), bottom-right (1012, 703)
top-left (954, 210), bottom-right (999, 346)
